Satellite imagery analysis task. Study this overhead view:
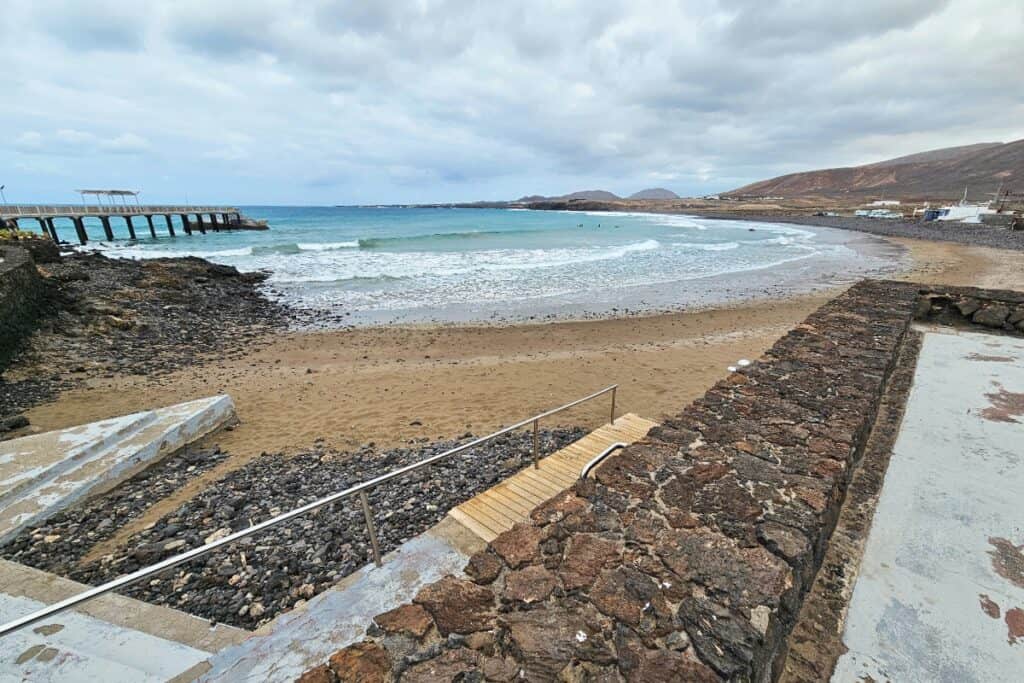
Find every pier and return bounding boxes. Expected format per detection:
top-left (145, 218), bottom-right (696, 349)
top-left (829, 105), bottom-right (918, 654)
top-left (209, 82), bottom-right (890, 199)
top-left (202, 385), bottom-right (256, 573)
top-left (0, 202), bottom-right (263, 246)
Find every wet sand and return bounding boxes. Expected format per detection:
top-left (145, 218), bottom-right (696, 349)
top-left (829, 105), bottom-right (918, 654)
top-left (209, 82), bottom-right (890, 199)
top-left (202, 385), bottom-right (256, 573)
top-left (24, 235), bottom-right (1024, 462)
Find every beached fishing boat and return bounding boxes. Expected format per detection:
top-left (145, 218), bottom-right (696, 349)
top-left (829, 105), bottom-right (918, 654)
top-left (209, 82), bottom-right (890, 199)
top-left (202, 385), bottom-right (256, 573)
top-left (926, 188), bottom-right (997, 223)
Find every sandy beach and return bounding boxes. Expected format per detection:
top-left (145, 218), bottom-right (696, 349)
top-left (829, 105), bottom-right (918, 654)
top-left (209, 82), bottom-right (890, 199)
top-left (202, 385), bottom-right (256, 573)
top-left (22, 234), bottom-right (1024, 466)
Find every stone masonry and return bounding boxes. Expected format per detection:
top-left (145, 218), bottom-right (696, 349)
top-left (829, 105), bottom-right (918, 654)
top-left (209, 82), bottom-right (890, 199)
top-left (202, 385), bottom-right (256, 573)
top-left (299, 280), bottom-right (1024, 682)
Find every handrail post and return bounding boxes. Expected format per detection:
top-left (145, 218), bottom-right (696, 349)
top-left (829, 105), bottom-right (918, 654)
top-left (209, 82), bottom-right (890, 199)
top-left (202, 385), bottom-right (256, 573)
top-left (532, 419), bottom-right (539, 469)
top-left (359, 491), bottom-right (383, 567)
top-left (610, 386), bottom-right (617, 425)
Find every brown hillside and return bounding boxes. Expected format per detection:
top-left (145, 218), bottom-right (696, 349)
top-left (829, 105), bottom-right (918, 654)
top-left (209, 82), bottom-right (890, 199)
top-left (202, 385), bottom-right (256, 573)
top-left (727, 139), bottom-right (1024, 200)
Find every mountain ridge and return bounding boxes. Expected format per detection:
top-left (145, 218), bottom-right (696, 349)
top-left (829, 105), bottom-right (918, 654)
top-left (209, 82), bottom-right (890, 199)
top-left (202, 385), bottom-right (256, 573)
top-left (726, 139), bottom-right (1023, 200)
top-left (515, 187), bottom-right (679, 202)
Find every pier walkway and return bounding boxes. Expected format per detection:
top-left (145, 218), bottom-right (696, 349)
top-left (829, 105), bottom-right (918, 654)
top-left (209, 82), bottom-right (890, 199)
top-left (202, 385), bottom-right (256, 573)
top-left (0, 204), bottom-right (258, 245)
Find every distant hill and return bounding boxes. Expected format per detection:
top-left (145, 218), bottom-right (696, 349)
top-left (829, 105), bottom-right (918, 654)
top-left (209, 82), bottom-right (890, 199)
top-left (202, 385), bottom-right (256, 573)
top-left (726, 139), bottom-right (1024, 200)
top-left (561, 190), bottom-right (621, 201)
top-left (516, 189), bottom-right (620, 202)
top-left (628, 188), bottom-right (680, 200)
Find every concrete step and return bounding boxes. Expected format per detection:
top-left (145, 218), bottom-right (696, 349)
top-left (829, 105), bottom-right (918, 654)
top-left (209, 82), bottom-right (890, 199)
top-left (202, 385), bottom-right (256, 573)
top-left (0, 395), bottom-right (236, 545)
top-left (0, 559), bottom-right (247, 682)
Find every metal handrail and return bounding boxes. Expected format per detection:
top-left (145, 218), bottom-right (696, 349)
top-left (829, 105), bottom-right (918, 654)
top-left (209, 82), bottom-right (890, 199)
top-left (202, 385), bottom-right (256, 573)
top-left (579, 442), bottom-right (628, 479)
top-left (0, 384), bottom-right (617, 638)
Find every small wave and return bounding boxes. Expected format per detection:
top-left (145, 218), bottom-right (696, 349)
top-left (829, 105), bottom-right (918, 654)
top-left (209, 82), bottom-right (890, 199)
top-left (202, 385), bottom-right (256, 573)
top-left (672, 241), bottom-right (739, 251)
top-left (620, 239), bottom-right (661, 253)
top-left (273, 273), bottom-right (410, 285)
top-left (251, 241), bottom-right (359, 256)
top-left (356, 227), bottom-right (551, 249)
top-left (88, 243), bottom-right (253, 259)
top-left (297, 241), bottom-right (360, 251)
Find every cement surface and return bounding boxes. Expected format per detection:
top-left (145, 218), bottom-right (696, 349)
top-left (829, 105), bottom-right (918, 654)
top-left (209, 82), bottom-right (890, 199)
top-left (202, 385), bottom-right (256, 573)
top-left (0, 593), bottom-right (212, 682)
top-left (834, 328), bottom-right (1024, 682)
top-left (197, 516), bottom-right (484, 682)
top-left (0, 395), bottom-right (235, 543)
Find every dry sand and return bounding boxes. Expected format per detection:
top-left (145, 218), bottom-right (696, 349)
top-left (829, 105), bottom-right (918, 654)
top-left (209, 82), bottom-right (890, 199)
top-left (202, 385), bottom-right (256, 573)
top-left (25, 235), bottom-right (1024, 461)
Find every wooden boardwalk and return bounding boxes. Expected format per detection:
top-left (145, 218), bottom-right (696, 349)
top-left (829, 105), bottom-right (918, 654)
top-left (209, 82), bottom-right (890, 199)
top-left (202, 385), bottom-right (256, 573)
top-left (447, 413), bottom-right (658, 542)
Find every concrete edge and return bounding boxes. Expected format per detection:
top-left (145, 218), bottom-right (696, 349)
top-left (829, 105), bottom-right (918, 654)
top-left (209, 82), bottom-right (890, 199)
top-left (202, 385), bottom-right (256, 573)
top-left (0, 559), bottom-right (249, 653)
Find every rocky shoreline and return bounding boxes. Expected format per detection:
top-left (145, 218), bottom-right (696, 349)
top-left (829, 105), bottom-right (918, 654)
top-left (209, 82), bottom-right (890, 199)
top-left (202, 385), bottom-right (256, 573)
top-left (3, 427), bottom-right (586, 630)
top-left (695, 212), bottom-right (1024, 251)
top-left (0, 250), bottom-right (290, 424)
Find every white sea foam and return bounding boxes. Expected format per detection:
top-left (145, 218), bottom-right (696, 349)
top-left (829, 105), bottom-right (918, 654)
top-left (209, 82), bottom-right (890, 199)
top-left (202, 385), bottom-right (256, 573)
top-left (296, 241), bottom-right (359, 250)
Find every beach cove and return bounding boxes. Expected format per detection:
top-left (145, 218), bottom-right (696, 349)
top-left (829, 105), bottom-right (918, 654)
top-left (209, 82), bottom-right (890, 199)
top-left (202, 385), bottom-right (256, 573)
top-left (12, 223), bottom-right (1024, 463)
top-left (4, 210), bottom-right (1024, 639)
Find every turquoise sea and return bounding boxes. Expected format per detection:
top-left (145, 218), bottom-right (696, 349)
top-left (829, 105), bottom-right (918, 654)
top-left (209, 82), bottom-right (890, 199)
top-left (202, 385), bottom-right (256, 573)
top-left (70, 206), bottom-right (900, 325)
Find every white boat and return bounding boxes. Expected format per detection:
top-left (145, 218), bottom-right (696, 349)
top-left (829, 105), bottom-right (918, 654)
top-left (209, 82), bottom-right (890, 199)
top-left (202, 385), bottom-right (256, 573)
top-left (933, 188), bottom-right (997, 223)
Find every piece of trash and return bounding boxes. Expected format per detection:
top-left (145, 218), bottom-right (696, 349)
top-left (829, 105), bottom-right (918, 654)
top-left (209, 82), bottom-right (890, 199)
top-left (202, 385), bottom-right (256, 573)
top-left (737, 359), bottom-right (751, 367)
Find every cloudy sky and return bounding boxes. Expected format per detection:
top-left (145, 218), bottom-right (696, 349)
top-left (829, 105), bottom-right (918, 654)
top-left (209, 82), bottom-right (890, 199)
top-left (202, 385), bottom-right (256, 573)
top-left (2, 0), bottom-right (1022, 204)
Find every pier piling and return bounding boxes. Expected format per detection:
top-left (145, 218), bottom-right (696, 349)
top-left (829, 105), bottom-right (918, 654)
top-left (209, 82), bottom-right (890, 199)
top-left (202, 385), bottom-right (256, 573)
top-left (73, 218), bottom-right (87, 245)
top-left (145, 215), bottom-right (157, 239)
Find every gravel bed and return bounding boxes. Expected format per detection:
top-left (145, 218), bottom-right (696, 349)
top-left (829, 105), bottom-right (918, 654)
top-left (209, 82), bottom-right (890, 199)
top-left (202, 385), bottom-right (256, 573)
top-left (700, 213), bottom-right (1024, 251)
top-left (1, 446), bottom-right (229, 573)
top-left (0, 251), bottom-right (290, 421)
top-left (4, 428), bottom-right (585, 630)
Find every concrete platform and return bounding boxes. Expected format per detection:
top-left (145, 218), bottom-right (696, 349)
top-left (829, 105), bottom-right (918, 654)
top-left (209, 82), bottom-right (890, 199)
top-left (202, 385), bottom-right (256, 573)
top-left (195, 517), bottom-right (484, 682)
top-left (0, 396), bottom-right (235, 545)
top-left (834, 328), bottom-right (1024, 682)
top-left (0, 559), bottom-right (247, 682)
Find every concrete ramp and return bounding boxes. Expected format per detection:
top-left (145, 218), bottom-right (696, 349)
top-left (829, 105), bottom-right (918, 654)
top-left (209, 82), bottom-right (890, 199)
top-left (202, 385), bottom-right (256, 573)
top-left (0, 395), bottom-right (235, 545)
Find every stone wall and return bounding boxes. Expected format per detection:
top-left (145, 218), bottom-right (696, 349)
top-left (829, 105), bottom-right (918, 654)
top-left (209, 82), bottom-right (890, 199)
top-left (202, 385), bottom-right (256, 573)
top-left (916, 284), bottom-right (1024, 335)
top-left (300, 281), bottom-right (923, 683)
top-left (0, 246), bottom-right (47, 368)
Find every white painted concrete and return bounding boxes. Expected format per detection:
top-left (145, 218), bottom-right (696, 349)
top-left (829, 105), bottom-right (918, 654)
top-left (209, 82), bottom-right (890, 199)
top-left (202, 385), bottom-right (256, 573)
top-left (0, 594), bottom-right (211, 682)
top-left (0, 396), bottom-right (235, 544)
top-left (834, 329), bottom-right (1024, 682)
top-left (197, 517), bottom-right (484, 682)
top-left (0, 559), bottom-right (247, 657)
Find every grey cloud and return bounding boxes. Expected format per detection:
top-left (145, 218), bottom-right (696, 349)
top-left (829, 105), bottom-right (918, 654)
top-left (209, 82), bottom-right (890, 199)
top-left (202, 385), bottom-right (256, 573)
top-left (2, 0), bottom-right (1022, 204)
top-left (31, 0), bottom-right (150, 51)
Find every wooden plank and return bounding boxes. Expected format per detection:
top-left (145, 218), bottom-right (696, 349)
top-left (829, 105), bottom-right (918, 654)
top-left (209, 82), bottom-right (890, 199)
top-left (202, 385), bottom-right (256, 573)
top-left (471, 493), bottom-right (529, 523)
top-left (534, 465), bottom-right (577, 485)
top-left (449, 508), bottom-right (499, 542)
top-left (515, 469), bottom-right (564, 496)
top-left (537, 458), bottom-right (579, 478)
top-left (459, 499), bottom-right (513, 533)
top-left (484, 488), bottom-right (535, 516)
top-left (500, 480), bottom-right (549, 504)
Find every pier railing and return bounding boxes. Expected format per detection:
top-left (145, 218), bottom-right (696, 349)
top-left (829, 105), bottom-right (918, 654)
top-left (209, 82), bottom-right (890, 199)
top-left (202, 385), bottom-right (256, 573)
top-left (0, 385), bottom-right (618, 637)
top-left (0, 204), bottom-right (238, 218)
